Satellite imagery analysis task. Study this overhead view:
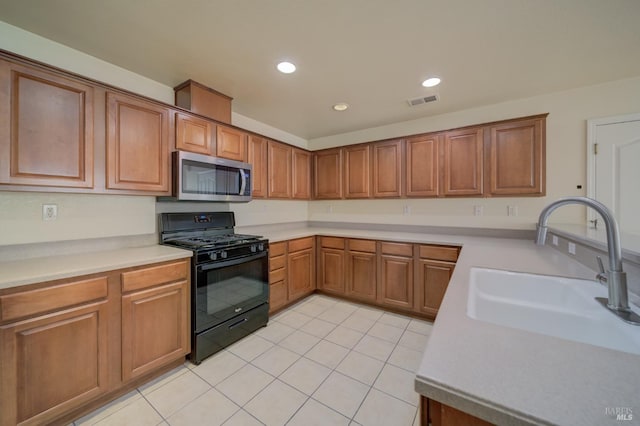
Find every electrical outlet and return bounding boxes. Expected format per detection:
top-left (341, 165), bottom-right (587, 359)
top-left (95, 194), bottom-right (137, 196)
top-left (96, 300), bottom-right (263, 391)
top-left (507, 205), bottom-right (518, 216)
top-left (42, 204), bottom-right (57, 221)
top-left (403, 205), bottom-right (410, 215)
top-left (568, 242), bottom-right (576, 255)
top-left (552, 235), bottom-right (559, 246)
top-left (473, 205), bottom-right (483, 216)
top-left (327, 205), bottom-right (333, 213)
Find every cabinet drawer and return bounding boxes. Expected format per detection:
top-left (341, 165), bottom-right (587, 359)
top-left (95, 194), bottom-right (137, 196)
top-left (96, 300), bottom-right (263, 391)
top-left (269, 268), bottom-right (286, 284)
top-left (320, 236), bottom-right (345, 249)
top-left (380, 242), bottom-right (413, 257)
top-left (269, 280), bottom-right (287, 312)
top-left (288, 237), bottom-right (314, 252)
top-left (269, 242), bottom-right (287, 257)
top-left (419, 245), bottom-right (460, 262)
top-left (121, 260), bottom-right (189, 292)
top-left (269, 255), bottom-right (286, 271)
top-left (0, 276), bottom-right (108, 322)
top-left (348, 239), bottom-right (376, 253)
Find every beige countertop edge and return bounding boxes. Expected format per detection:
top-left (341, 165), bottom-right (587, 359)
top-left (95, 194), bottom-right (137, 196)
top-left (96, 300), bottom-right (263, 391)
top-left (0, 245), bottom-right (192, 290)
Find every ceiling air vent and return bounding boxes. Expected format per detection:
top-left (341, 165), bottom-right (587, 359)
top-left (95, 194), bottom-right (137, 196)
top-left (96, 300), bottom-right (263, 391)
top-left (407, 94), bottom-right (438, 107)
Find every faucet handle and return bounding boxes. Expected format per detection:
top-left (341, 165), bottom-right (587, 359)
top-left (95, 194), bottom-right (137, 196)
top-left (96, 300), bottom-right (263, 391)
top-left (596, 256), bottom-right (605, 274)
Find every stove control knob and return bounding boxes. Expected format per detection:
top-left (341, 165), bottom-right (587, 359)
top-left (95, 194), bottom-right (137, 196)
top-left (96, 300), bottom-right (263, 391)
top-left (251, 244), bottom-right (257, 253)
top-left (258, 243), bottom-right (264, 251)
top-left (209, 252), bottom-right (218, 261)
top-left (220, 251), bottom-right (228, 259)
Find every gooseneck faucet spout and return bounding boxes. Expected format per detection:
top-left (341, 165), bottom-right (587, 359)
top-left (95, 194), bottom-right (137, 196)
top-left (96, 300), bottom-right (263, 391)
top-left (535, 197), bottom-right (640, 325)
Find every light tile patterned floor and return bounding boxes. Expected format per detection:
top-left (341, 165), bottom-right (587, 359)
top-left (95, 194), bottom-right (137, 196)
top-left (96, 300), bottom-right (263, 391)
top-left (73, 295), bottom-right (432, 426)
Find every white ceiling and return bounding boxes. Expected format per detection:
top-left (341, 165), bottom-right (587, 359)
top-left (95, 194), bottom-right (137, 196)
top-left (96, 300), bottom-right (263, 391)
top-left (1, 0), bottom-right (639, 141)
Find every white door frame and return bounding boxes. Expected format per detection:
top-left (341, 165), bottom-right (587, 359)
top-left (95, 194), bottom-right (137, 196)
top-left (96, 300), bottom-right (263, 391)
top-left (586, 112), bottom-right (640, 224)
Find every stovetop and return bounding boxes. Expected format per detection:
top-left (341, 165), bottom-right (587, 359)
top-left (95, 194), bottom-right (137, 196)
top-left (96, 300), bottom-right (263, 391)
top-left (164, 233), bottom-right (263, 250)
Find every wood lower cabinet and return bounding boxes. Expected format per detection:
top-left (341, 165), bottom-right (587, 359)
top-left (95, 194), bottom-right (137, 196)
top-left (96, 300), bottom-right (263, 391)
top-left (314, 148), bottom-right (343, 199)
top-left (267, 140), bottom-right (292, 198)
top-left (175, 111), bottom-right (214, 155)
top-left (422, 397), bottom-right (494, 426)
top-left (248, 135), bottom-right (268, 198)
top-left (441, 127), bottom-right (484, 196)
top-left (372, 140), bottom-right (403, 198)
top-left (317, 237), bottom-right (346, 295)
top-left (292, 148), bottom-right (311, 199)
top-left (0, 59), bottom-right (95, 189)
top-left (216, 125), bottom-right (247, 162)
top-left (378, 243), bottom-right (414, 310)
top-left (287, 238), bottom-right (315, 300)
top-left (406, 134), bottom-right (439, 197)
top-left (268, 242), bottom-right (288, 313)
top-left (415, 245), bottom-right (459, 318)
top-left (346, 239), bottom-right (377, 302)
top-left (120, 261), bottom-right (190, 382)
top-left (487, 117), bottom-right (545, 196)
top-left (0, 259), bottom-right (191, 426)
top-left (106, 91), bottom-right (171, 193)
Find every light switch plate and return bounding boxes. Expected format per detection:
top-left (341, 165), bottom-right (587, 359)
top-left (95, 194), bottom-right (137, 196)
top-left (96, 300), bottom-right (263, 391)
top-left (552, 235), bottom-right (559, 246)
top-left (568, 242), bottom-right (576, 255)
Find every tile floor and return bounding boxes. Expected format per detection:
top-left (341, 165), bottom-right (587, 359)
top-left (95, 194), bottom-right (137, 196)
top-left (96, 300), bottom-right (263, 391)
top-left (73, 294), bottom-right (432, 426)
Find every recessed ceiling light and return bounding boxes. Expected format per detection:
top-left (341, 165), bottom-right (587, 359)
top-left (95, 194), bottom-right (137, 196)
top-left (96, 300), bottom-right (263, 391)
top-left (422, 77), bottom-right (441, 87)
top-left (277, 61), bottom-right (296, 74)
top-left (332, 103), bottom-right (349, 111)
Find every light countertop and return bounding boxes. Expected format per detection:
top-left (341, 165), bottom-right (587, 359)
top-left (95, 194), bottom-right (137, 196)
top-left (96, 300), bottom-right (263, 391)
top-left (239, 224), bottom-right (640, 426)
top-left (0, 245), bottom-right (192, 291)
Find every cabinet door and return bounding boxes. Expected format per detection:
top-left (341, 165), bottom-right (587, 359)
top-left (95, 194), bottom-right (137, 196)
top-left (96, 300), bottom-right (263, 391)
top-left (372, 139), bottom-right (403, 197)
top-left (415, 259), bottom-right (455, 317)
top-left (406, 134), bottom-right (439, 197)
top-left (379, 254), bottom-right (413, 310)
top-left (344, 144), bottom-right (371, 198)
top-left (346, 251), bottom-right (377, 302)
top-left (441, 128), bottom-right (483, 196)
top-left (314, 148), bottom-right (343, 199)
top-left (0, 60), bottom-right (94, 188)
top-left (0, 301), bottom-right (109, 426)
top-left (121, 280), bottom-right (189, 382)
top-left (248, 135), bottom-right (268, 198)
top-left (318, 247), bottom-right (345, 295)
top-left (216, 125), bottom-right (247, 161)
top-left (106, 92), bottom-right (170, 193)
top-left (267, 140), bottom-right (292, 198)
top-left (488, 117), bottom-right (545, 195)
top-left (175, 111), bottom-right (213, 155)
top-left (292, 148), bottom-right (311, 199)
top-left (288, 248), bottom-right (314, 300)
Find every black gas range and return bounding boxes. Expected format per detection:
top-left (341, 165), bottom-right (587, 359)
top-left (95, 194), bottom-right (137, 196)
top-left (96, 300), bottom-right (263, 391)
top-left (160, 212), bottom-right (269, 364)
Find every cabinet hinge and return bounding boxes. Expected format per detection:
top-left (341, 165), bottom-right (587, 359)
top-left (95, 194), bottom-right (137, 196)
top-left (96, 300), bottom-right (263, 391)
top-left (594, 143), bottom-right (598, 155)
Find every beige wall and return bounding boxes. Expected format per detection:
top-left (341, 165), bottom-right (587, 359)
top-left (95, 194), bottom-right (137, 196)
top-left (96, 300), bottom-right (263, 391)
top-left (308, 76), bottom-right (640, 228)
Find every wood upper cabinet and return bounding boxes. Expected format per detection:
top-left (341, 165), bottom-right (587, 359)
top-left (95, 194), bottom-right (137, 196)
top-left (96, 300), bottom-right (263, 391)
top-left (406, 134), bottom-right (439, 197)
top-left (487, 116), bottom-right (545, 196)
top-left (0, 59), bottom-right (94, 188)
top-left (216, 125), bottom-right (247, 162)
top-left (372, 140), bottom-right (403, 197)
top-left (248, 135), bottom-right (268, 198)
top-left (346, 239), bottom-right (377, 302)
top-left (287, 237), bottom-right (315, 300)
top-left (378, 242), bottom-right (414, 310)
top-left (268, 140), bottom-right (292, 198)
top-left (314, 148), bottom-right (343, 199)
top-left (0, 276), bottom-right (110, 426)
top-left (344, 144), bottom-right (371, 198)
top-left (441, 128), bottom-right (484, 196)
top-left (292, 148), bottom-right (311, 199)
top-left (317, 237), bottom-right (346, 295)
top-left (106, 91), bottom-right (171, 193)
top-left (120, 260), bottom-right (190, 382)
top-left (175, 111), bottom-right (214, 155)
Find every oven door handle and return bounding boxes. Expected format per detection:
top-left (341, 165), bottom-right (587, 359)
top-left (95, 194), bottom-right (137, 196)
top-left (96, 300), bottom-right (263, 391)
top-left (198, 251), bottom-right (267, 271)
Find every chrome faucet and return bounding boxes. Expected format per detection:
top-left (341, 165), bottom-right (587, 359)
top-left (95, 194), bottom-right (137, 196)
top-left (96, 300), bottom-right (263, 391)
top-left (536, 196), bottom-right (640, 325)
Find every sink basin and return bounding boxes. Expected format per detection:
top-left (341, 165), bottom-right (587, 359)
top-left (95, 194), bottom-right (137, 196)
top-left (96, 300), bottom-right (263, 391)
top-left (467, 268), bottom-right (640, 355)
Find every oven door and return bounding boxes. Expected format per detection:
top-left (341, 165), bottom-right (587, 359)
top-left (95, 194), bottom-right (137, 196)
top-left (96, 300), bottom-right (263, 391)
top-left (194, 251), bottom-right (268, 333)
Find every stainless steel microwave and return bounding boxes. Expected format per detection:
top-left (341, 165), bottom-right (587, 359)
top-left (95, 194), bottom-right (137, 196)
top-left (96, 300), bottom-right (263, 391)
top-left (162, 151), bottom-right (252, 202)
